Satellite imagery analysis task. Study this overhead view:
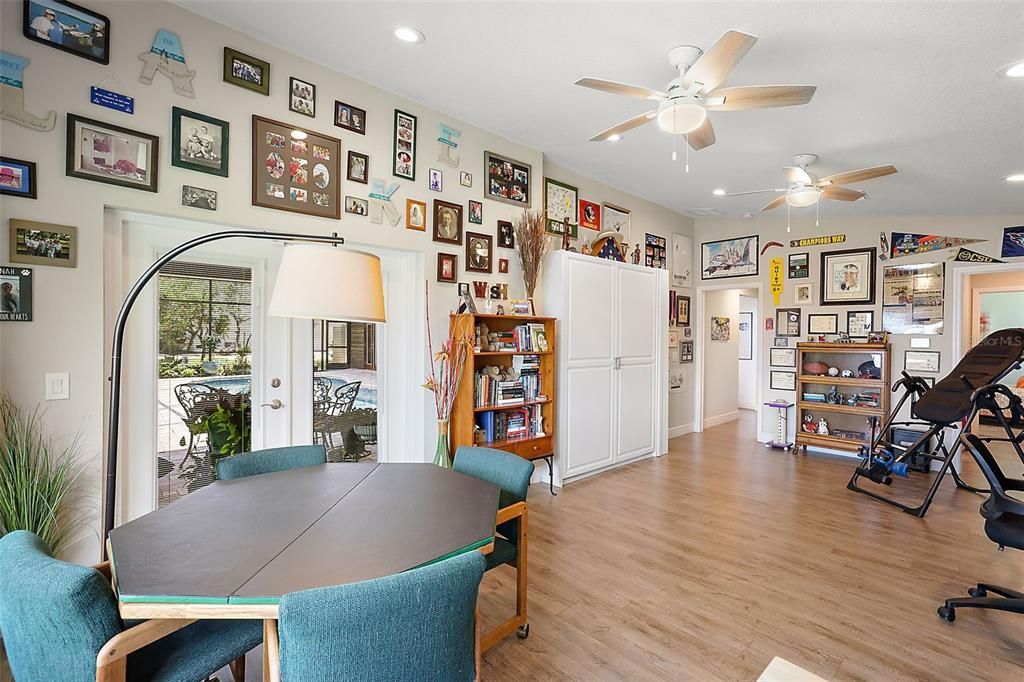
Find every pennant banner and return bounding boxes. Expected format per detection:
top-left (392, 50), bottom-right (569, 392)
top-left (889, 232), bottom-right (983, 258)
top-left (1001, 226), bottom-right (1024, 258)
top-left (952, 248), bottom-right (1001, 264)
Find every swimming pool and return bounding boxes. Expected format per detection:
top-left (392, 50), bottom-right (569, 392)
top-left (190, 376), bottom-right (377, 409)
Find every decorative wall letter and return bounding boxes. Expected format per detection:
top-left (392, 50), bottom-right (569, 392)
top-left (369, 178), bottom-right (400, 226)
top-left (0, 53), bottom-right (56, 132)
top-left (138, 30), bottom-right (196, 98)
top-left (437, 123), bottom-right (461, 168)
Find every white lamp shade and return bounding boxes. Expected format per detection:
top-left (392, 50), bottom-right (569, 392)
top-left (786, 187), bottom-right (821, 208)
top-left (268, 244), bottom-right (386, 323)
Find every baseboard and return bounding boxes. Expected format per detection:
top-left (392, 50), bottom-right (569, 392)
top-left (668, 423), bottom-right (694, 439)
top-left (703, 411), bottom-right (739, 429)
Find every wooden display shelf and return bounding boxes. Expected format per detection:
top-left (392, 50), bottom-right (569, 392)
top-left (796, 431), bottom-right (864, 452)
top-left (797, 401), bottom-right (885, 417)
top-left (474, 351), bottom-right (553, 357)
top-left (474, 399), bottom-right (551, 413)
top-left (798, 375), bottom-right (884, 387)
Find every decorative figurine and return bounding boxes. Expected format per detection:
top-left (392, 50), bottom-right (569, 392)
top-left (840, 369), bottom-right (854, 378)
top-left (561, 217), bottom-right (572, 251)
top-left (631, 244), bottom-right (641, 265)
top-left (496, 304), bottom-right (505, 315)
top-left (827, 385), bottom-right (841, 404)
top-left (802, 414), bottom-right (817, 433)
top-left (817, 417), bottom-right (830, 435)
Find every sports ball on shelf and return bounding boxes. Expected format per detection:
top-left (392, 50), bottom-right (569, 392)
top-left (827, 366), bottom-right (840, 376)
top-left (803, 360), bottom-right (831, 375)
top-left (841, 369), bottom-right (854, 378)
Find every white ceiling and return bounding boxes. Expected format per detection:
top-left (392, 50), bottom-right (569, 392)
top-left (179, 1), bottom-right (1024, 217)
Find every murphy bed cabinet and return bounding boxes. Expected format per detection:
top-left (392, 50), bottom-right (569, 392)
top-left (541, 250), bottom-right (668, 485)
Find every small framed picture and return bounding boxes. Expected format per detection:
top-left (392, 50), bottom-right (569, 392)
top-left (769, 347), bottom-right (796, 368)
top-left (682, 326), bottom-right (692, 339)
top-left (794, 283), bottom-right (814, 306)
top-left (497, 220), bottom-right (515, 249)
top-left (498, 258), bottom-right (509, 274)
top-left (509, 299), bottom-right (534, 316)
top-left (171, 107), bottom-right (229, 177)
top-left (458, 282), bottom-right (470, 297)
top-left (579, 199), bottom-right (601, 230)
top-left (66, 114), bottom-right (159, 192)
top-left (344, 196), bottom-right (368, 215)
top-left (773, 336), bottom-right (789, 347)
top-left (460, 171), bottom-right (472, 187)
top-left (679, 341), bottom-right (693, 363)
top-left (676, 295), bottom-right (690, 326)
top-left (437, 253), bottom-right (457, 283)
top-left (788, 252), bottom-right (809, 279)
top-left (465, 231), bottom-right (493, 273)
top-left (770, 370), bottom-right (796, 391)
top-left (847, 310), bottom-right (874, 338)
top-left (288, 77), bottom-right (316, 117)
top-left (905, 350), bottom-right (940, 374)
top-left (807, 313), bottom-right (839, 334)
top-left (776, 308), bottom-right (801, 337)
top-left (429, 168), bottom-right (442, 192)
top-left (335, 100), bottom-right (367, 134)
top-left (406, 198), bottom-right (426, 231)
top-left (468, 200), bottom-right (483, 224)
top-left (0, 157), bottom-right (37, 199)
top-left (9, 219), bottom-right (76, 268)
top-left (347, 151), bottom-right (368, 184)
top-left (820, 247), bottom-right (876, 306)
top-left (223, 47), bottom-right (270, 95)
top-left (433, 200), bottom-right (463, 245)
top-left (23, 0), bottom-right (110, 65)
top-left (393, 109), bottom-right (417, 180)
top-left (0, 266), bottom-right (33, 321)
top-left (181, 184), bottom-right (217, 210)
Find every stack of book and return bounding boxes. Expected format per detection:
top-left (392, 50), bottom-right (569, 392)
top-left (476, 407), bottom-right (532, 443)
top-left (489, 331), bottom-right (518, 352)
top-left (512, 355), bottom-right (541, 401)
top-left (474, 371), bottom-right (527, 407)
top-left (512, 323), bottom-right (548, 352)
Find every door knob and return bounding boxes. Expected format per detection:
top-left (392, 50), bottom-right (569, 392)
top-left (261, 399), bottom-right (283, 410)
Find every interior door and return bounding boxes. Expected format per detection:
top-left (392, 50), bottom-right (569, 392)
top-left (614, 266), bottom-right (657, 461)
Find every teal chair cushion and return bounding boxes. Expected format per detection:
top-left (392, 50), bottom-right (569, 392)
top-left (453, 446), bottom-right (533, 564)
top-left (278, 550), bottom-right (486, 682)
top-left (0, 530), bottom-right (261, 682)
top-left (216, 444), bottom-right (327, 480)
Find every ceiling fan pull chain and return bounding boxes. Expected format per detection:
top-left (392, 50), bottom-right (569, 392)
top-left (685, 134), bottom-right (690, 173)
top-left (816, 199), bottom-right (820, 228)
top-left (672, 133), bottom-right (678, 162)
top-left (787, 202), bottom-right (791, 233)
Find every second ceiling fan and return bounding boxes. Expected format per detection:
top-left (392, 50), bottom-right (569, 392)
top-left (575, 29), bottom-right (816, 150)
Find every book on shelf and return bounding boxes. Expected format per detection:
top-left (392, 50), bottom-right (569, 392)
top-left (473, 364), bottom-right (542, 408)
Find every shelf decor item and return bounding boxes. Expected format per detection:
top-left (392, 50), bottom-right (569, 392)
top-left (512, 208), bottom-right (550, 300)
top-left (424, 286), bottom-right (473, 468)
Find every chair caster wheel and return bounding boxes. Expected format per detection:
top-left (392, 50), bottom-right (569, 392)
top-left (937, 605), bottom-right (956, 622)
top-left (516, 623), bottom-right (530, 639)
top-left (968, 587), bottom-right (987, 598)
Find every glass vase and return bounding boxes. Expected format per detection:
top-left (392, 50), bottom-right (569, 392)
top-left (433, 418), bottom-right (452, 468)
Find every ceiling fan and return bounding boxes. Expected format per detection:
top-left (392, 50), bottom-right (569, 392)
top-left (718, 154), bottom-right (898, 211)
top-left (574, 29), bottom-right (816, 150)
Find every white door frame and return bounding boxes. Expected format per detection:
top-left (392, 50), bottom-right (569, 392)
top-left (693, 280), bottom-right (764, 439)
top-left (950, 261), bottom-right (1024, 368)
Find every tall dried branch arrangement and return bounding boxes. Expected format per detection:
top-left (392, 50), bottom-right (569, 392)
top-left (422, 282), bottom-right (472, 421)
top-left (513, 208), bottom-right (551, 299)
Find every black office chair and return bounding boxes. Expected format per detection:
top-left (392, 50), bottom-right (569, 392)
top-left (938, 433), bottom-right (1024, 622)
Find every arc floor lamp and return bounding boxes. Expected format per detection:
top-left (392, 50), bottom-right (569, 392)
top-left (102, 230), bottom-right (386, 548)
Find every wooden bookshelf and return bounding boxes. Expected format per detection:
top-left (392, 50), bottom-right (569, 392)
top-left (450, 313), bottom-right (557, 491)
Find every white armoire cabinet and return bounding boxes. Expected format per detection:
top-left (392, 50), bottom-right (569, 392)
top-left (540, 251), bottom-right (668, 485)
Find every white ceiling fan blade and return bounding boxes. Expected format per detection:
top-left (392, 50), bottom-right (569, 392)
top-left (574, 77), bottom-right (667, 100)
top-left (821, 186), bottom-right (866, 201)
top-left (783, 166), bottom-right (813, 185)
top-left (720, 188), bottom-right (787, 197)
top-left (686, 117), bottom-right (715, 150)
top-left (818, 165), bottom-right (897, 186)
top-left (681, 30), bottom-right (758, 93)
top-left (589, 111), bottom-right (658, 142)
top-left (704, 85), bottom-right (817, 111)
top-left (761, 195), bottom-right (788, 211)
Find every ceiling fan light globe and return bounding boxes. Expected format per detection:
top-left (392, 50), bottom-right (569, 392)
top-left (785, 187), bottom-right (821, 208)
top-left (657, 102), bottom-right (707, 134)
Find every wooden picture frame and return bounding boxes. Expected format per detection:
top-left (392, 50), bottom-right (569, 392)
top-left (22, 0), bottom-right (110, 65)
top-left (437, 253), bottom-right (457, 283)
top-left (0, 157), bottom-right (37, 199)
top-left (497, 220), bottom-right (515, 249)
top-left (347, 150), bottom-right (368, 184)
top-left (9, 219), bottom-right (77, 268)
top-left (432, 200), bottom-right (463, 245)
top-left (465, 231), bottom-right (493, 273)
top-left (393, 109), bottom-right (417, 180)
top-left (171, 107), bottom-right (229, 177)
top-left (405, 198), bottom-right (426, 231)
top-left (288, 76), bottom-right (316, 117)
top-left (66, 114), bottom-right (159, 192)
top-left (251, 115), bottom-right (341, 219)
top-left (223, 47), bottom-right (270, 95)
top-left (335, 100), bottom-right (366, 134)
top-left (484, 150), bottom-right (531, 207)
top-left (776, 308), bottom-right (801, 337)
top-left (807, 313), bottom-right (839, 335)
top-left (820, 247), bottom-right (876, 306)
top-left (509, 299), bottom-right (534, 316)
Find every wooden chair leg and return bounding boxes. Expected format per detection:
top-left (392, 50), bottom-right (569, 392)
top-left (95, 658), bottom-right (126, 682)
top-left (262, 619), bottom-right (280, 682)
top-left (516, 508), bottom-right (528, 624)
top-left (229, 655), bottom-right (246, 682)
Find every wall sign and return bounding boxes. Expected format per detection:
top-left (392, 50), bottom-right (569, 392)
top-left (138, 30), bottom-right (195, 98)
top-left (769, 257), bottom-right (784, 305)
top-left (1000, 226), bottom-right (1024, 258)
top-left (789, 234), bottom-right (846, 248)
top-left (90, 86), bottom-right (134, 114)
top-left (0, 52), bottom-right (56, 131)
top-left (0, 266), bottom-right (33, 321)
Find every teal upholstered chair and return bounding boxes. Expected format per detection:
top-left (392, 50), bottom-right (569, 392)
top-left (0, 530), bottom-right (261, 682)
top-left (277, 550), bottom-right (486, 682)
top-left (453, 446), bottom-right (534, 650)
top-left (215, 443), bottom-right (327, 480)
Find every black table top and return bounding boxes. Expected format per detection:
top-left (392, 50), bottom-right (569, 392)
top-left (108, 463), bottom-right (498, 605)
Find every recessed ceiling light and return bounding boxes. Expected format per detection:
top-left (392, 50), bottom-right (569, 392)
top-left (290, 130), bottom-right (307, 140)
top-left (607, 134), bottom-right (621, 142)
top-left (1006, 173), bottom-right (1024, 182)
top-left (712, 188), bottom-right (725, 196)
top-left (394, 26), bottom-right (425, 43)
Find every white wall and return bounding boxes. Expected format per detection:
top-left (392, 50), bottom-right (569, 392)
top-left (737, 293), bottom-right (758, 410)
top-left (702, 289), bottom-right (740, 426)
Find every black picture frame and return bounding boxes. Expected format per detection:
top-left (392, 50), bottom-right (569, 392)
top-left (288, 77), bottom-right (316, 118)
top-left (0, 156), bottom-right (37, 199)
top-left (497, 220), bottom-right (515, 249)
top-left (223, 47), bottom-right (270, 96)
top-left (433, 200), bottom-right (463, 245)
top-left (393, 109), bottom-right (417, 180)
top-left (700, 235), bottom-right (760, 280)
top-left (66, 114), bottom-right (159, 192)
top-left (171, 107), bottom-right (229, 177)
top-left (788, 252), bottom-right (809, 279)
top-left (769, 347), bottom-right (796, 368)
top-left (484, 150), bottom-right (531, 207)
top-left (904, 350), bottom-right (941, 374)
top-left (776, 308), bottom-right (801, 337)
top-left (820, 247), bottom-right (876, 306)
top-left (0, 265), bottom-right (33, 321)
top-left (769, 370), bottom-right (796, 391)
top-left (335, 101), bottom-right (367, 135)
top-left (846, 310), bottom-right (874, 338)
top-left (468, 200), bottom-right (483, 225)
top-left (22, 0), bottom-right (110, 65)
top-left (347, 151), bottom-right (368, 184)
top-left (807, 313), bottom-right (839, 335)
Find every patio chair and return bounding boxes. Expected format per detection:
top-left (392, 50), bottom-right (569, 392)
top-left (173, 382), bottom-right (217, 459)
top-left (314, 381), bottom-right (362, 457)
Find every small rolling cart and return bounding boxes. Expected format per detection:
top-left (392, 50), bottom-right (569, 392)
top-left (764, 400), bottom-right (794, 451)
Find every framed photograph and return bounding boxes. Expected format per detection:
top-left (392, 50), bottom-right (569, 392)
top-left (433, 200), bottom-right (463, 245)
top-left (288, 77), bottom-right (315, 117)
top-left (603, 203), bottom-right (630, 237)
top-left (347, 150), bottom-right (368, 184)
top-left (579, 199), bottom-right (601, 231)
top-left (770, 370), bottom-right (796, 391)
top-left (460, 171), bottom-right (472, 187)
top-left (437, 253), bottom-right (457, 284)
top-left (738, 311), bottom-right (753, 360)
top-left (468, 200), bottom-right (483, 224)
top-left (807, 313), bottom-right (838, 335)
top-left (181, 184), bottom-right (217, 211)
top-left (679, 341), bottom-right (693, 363)
top-left (465, 231), bottom-right (493, 273)
top-left (497, 220), bottom-right (515, 249)
top-left (710, 316), bottom-right (730, 341)
top-left (788, 252), bottom-right (809, 279)
top-left (9, 219), bottom-right (76, 268)
top-left (701, 235), bottom-right (759, 280)
top-left (393, 109), bottom-right (417, 180)
top-left (905, 350), bottom-right (940, 374)
top-left (458, 282), bottom-right (470, 297)
top-left (682, 326), bottom-right (692, 339)
top-left (677, 295), bottom-right (690, 326)
top-left (498, 258), bottom-right (509, 274)
top-left (0, 157), bottom-right (37, 199)
top-left (428, 168), bottom-right (442, 192)
top-left (794, 283), bottom-right (814, 306)
top-left (405, 198), bottom-right (426, 231)
top-left (847, 310), bottom-right (874, 338)
top-left (484, 151), bottom-right (531, 207)
top-left (66, 114), bottom-right (158, 192)
top-left (776, 308), bottom-right (801, 337)
top-left (821, 247), bottom-right (876, 305)
top-left (0, 266), bottom-right (33, 321)
top-left (23, 0), bottom-right (109, 65)
top-left (773, 337), bottom-right (789, 347)
top-left (252, 115), bottom-right (340, 219)
top-left (509, 299), bottom-right (534, 316)
top-left (344, 196), bottom-right (368, 215)
top-left (223, 47), bottom-right (270, 95)
top-left (770, 347), bottom-right (797, 368)
top-left (171, 107), bottom-right (228, 177)
top-left (334, 100), bottom-right (366, 134)
top-left (544, 177), bottom-right (578, 229)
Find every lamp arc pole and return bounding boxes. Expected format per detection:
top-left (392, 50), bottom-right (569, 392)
top-left (103, 230), bottom-right (344, 551)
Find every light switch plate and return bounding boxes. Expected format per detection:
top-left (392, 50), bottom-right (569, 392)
top-left (45, 373), bottom-right (70, 400)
